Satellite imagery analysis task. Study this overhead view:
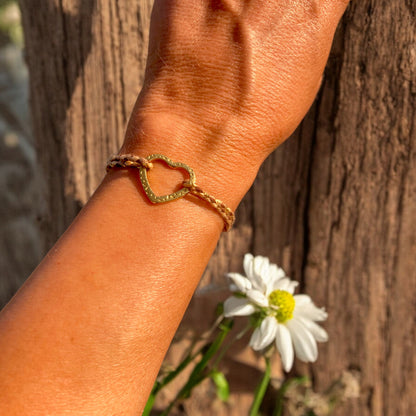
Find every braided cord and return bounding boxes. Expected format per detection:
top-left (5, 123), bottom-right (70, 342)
top-left (182, 182), bottom-right (235, 231)
top-left (106, 154), bottom-right (153, 171)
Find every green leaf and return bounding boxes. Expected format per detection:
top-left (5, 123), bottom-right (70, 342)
top-left (211, 371), bottom-right (230, 401)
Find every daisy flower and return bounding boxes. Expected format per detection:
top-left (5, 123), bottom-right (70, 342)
top-left (224, 254), bottom-right (328, 372)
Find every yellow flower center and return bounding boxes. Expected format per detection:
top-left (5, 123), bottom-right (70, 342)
top-left (268, 290), bottom-right (295, 323)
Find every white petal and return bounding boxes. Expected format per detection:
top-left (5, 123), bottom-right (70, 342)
top-left (286, 318), bottom-right (318, 362)
top-left (287, 280), bottom-right (299, 294)
top-left (248, 255), bottom-right (268, 292)
top-left (266, 266), bottom-right (282, 295)
top-left (253, 255), bottom-right (269, 278)
top-left (275, 324), bottom-right (294, 372)
top-left (246, 289), bottom-right (269, 307)
top-left (243, 253), bottom-right (254, 279)
top-left (227, 273), bottom-right (252, 293)
top-left (293, 294), bottom-right (312, 305)
top-left (294, 301), bottom-right (328, 322)
top-left (266, 265), bottom-right (288, 295)
top-left (249, 327), bottom-right (263, 350)
top-left (297, 317), bottom-right (328, 342)
top-left (256, 256), bottom-right (271, 285)
top-left (249, 316), bottom-right (278, 350)
top-left (223, 297), bottom-right (256, 317)
top-left (270, 264), bottom-right (286, 281)
top-left (274, 277), bottom-right (298, 294)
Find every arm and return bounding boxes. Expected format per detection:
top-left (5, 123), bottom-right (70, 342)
top-left (0, 1), bottom-right (349, 414)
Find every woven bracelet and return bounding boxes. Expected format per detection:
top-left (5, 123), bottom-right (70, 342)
top-left (106, 154), bottom-right (235, 232)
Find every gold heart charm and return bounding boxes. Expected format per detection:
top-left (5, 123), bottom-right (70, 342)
top-left (139, 154), bottom-right (196, 203)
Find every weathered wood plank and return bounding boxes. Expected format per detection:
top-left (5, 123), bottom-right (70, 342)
top-left (19, 0), bottom-right (152, 249)
top-left (303, 2), bottom-right (416, 415)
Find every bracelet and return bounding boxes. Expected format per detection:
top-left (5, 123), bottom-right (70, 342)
top-left (106, 154), bottom-right (235, 231)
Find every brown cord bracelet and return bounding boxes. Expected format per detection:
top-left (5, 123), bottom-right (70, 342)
top-left (106, 154), bottom-right (235, 231)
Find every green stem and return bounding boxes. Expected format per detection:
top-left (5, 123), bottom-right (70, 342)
top-left (142, 315), bottom-right (229, 415)
top-left (212, 322), bottom-right (251, 369)
top-left (157, 347), bottom-right (201, 392)
top-left (182, 320), bottom-right (233, 393)
top-left (142, 343), bottom-right (207, 416)
top-left (249, 357), bottom-right (271, 416)
top-left (157, 314), bottom-right (226, 392)
top-left (142, 392), bottom-right (156, 416)
top-left (161, 319), bottom-right (233, 415)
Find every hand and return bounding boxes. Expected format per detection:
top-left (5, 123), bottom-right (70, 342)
top-left (122, 0), bottom-right (349, 204)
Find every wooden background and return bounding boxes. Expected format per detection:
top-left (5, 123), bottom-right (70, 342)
top-left (18, 1), bottom-right (416, 415)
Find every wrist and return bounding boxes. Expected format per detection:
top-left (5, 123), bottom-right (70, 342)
top-left (120, 110), bottom-right (260, 211)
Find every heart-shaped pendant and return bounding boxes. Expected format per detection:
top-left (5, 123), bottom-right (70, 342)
top-left (139, 154), bottom-right (196, 203)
